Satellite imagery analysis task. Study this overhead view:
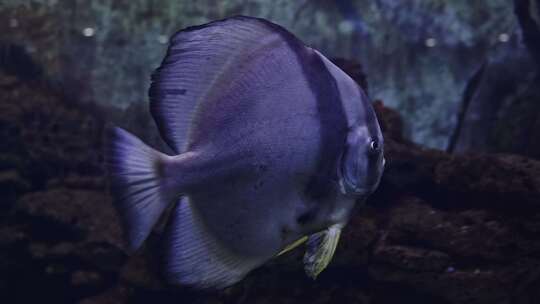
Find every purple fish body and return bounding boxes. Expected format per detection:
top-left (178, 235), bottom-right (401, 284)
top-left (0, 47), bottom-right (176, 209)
top-left (106, 16), bottom-right (384, 289)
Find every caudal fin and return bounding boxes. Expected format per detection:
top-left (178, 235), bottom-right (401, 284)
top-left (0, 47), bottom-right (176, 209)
top-left (105, 127), bottom-right (176, 252)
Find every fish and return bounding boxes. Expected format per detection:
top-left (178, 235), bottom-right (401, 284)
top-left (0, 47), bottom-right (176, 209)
top-left (105, 15), bottom-right (384, 289)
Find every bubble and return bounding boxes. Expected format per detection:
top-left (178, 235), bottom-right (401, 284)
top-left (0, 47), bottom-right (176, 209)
top-left (498, 33), bottom-right (510, 43)
top-left (425, 38), bottom-right (437, 48)
top-left (26, 45), bottom-right (36, 53)
top-left (338, 20), bottom-right (354, 34)
top-left (82, 27), bottom-right (95, 37)
top-left (157, 34), bottom-right (168, 44)
top-left (9, 18), bottom-right (18, 28)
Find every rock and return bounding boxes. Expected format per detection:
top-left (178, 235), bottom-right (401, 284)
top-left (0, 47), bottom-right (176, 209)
top-left (363, 182), bottom-right (540, 304)
top-left (71, 270), bottom-right (107, 296)
top-left (78, 285), bottom-right (129, 304)
top-left (16, 188), bottom-right (122, 245)
top-left (434, 154), bottom-right (540, 209)
top-left (449, 45), bottom-right (537, 155)
top-left (449, 1), bottom-right (540, 159)
top-left (514, 0), bottom-right (540, 67)
top-left (0, 154), bottom-right (26, 171)
top-left (373, 100), bottom-right (406, 143)
top-left (373, 244), bottom-right (451, 273)
top-left (0, 43), bottom-right (44, 81)
top-left (46, 175), bottom-right (106, 190)
top-left (119, 250), bottom-right (163, 290)
top-left (0, 169), bottom-right (31, 213)
top-left (0, 67), bottom-right (106, 189)
top-left (3, 187), bottom-right (127, 303)
top-left (490, 80), bottom-right (540, 159)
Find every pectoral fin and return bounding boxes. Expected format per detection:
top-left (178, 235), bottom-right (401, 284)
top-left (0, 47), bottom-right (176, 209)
top-left (303, 224), bottom-right (342, 279)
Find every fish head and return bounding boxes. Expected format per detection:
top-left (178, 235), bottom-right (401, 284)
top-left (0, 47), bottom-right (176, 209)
top-left (338, 111), bottom-right (385, 198)
top-left (311, 50), bottom-right (385, 199)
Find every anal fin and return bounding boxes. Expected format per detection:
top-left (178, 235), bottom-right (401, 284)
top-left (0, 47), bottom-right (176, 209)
top-left (162, 198), bottom-right (259, 289)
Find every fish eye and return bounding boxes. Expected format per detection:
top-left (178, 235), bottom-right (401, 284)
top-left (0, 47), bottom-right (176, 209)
top-left (369, 139), bottom-right (380, 152)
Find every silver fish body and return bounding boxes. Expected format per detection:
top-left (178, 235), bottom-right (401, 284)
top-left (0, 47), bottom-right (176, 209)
top-left (105, 16), bottom-right (384, 289)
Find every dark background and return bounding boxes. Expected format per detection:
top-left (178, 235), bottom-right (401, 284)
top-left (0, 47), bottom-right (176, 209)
top-left (1, 1), bottom-right (540, 303)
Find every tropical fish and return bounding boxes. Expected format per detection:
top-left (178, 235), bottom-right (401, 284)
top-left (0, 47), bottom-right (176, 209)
top-left (105, 16), bottom-right (384, 289)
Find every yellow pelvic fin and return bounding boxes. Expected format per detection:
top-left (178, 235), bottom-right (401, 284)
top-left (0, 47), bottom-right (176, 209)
top-left (277, 235), bottom-right (309, 256)
top-left (303, 225), bottom-right (342, 279)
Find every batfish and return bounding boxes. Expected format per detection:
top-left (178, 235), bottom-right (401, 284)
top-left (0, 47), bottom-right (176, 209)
top-left (105, 16), bottom-right (384, 289)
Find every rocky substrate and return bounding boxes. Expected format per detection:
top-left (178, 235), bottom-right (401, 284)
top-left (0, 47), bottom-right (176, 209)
top-left (2, 65), bottom-right (540, 304)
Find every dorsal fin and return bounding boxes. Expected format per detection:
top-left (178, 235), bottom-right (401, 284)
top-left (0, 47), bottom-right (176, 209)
top-left (148, 16), bottom-right (299, 153)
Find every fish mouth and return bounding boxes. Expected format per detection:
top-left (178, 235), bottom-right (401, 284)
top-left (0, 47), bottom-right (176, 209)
top-left (338, 168), bottom-right (382, 197)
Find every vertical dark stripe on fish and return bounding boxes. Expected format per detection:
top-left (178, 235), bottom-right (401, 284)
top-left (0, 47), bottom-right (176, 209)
top-left (359, 88), bottom-right (381, 188)
top-left (259, 20), bottom-right (348, 199)
top-left (303, 53), bottom-right (348, 199)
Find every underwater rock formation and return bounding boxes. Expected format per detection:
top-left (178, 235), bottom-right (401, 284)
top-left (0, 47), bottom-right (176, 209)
top-left (449, 43), bottom-right (540, 159)
top-left (515, 0), bottom-right (540, 67)
top-left (2, 54), bottom-right (540, 304)
top-left (450, 0), bottom-right (540, 159)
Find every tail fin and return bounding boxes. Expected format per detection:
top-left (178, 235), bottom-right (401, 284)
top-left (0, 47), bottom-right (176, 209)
top-left (105, 127), bottom-right (176, 252)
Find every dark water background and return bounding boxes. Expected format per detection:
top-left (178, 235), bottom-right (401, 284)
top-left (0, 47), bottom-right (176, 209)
top-left (1, 1), bottom-right (540, 303)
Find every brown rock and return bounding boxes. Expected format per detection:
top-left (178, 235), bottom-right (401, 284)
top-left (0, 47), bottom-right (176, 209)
top-left (434, 153), bottom-right (540, 209)
top-left (17, 188), bottom-right (121, 245)
top-left (0, 169), bottom-right (31, 212)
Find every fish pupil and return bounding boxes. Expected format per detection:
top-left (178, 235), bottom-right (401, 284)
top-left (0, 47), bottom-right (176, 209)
top-left (370, 140), bottom-right (379, 151)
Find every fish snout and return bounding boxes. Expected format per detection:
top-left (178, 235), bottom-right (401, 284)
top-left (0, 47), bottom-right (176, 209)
top-left (338, 172), bottom-right (377, 198)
